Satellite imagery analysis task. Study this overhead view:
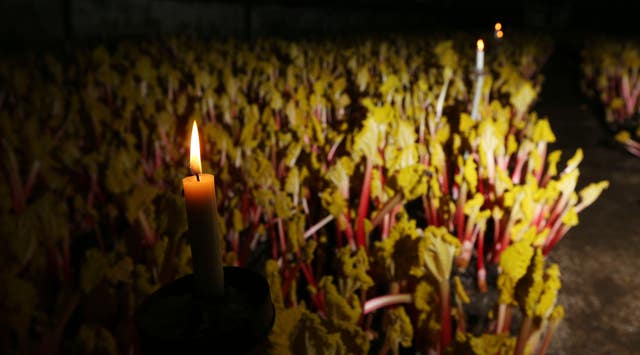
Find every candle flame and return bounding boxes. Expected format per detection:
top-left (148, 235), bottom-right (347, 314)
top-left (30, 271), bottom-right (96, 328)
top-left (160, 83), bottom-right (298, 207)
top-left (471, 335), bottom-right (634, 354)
top-left (477, 39), bottom-right (484, 51)
top-left (189, 121), bottom-right (202, 175)
top-left (494, 22), bottom-right (502, 31)
top-left (497, 30), bottom-right (504, 39)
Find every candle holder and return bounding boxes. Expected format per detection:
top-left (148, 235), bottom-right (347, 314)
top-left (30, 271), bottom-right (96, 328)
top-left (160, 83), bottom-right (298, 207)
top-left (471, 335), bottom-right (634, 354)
top-left (135, 266), bottom-right (275, 354)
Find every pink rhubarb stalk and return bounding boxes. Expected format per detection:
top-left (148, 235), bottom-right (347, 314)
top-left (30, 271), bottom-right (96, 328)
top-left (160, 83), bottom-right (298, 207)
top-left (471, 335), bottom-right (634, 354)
top-left (277, 218), bottom-right (286, 255)
top-left (363, 293), bottom-right (412, 315)
top-left (455, 183), bottom-right (468, 241)
top-left (491, 215), bottom-right (502, 263)
top-left (355, 158), bottom-right (374, 248)
top-left (371, 193), bottom-right (404, 228)
top-left (477, 231), bottom-right (487, 292)
top-left (2, 139), bottom-right (25, 213)
top-left (137, 211), bottom-right (156, 246)
top-left (511, 153), bottom-right (527, 184)
top-left (534, 143), bottom-right (548, 183)
top-left (303, 214), bottom-right (334, 240)
top-left (543, 224), bottom-right (569, 256)
top-left (514, 317), bottom-right (533, 355)
top-left (538, 318), bottom-right (562, 355)
top-left (621, 72), bottom-right (640, 116)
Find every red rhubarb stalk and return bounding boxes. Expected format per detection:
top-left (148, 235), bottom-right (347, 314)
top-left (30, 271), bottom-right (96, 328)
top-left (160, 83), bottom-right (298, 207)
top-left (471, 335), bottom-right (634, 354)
top-left (457, 222), bottom-right (480, 269)
top-left (511, 154), bottom-right (527, 184)
top-left (538, 318), bottom-right (562, 355)
top-left (422, 195), bottom-right (430, 224)
top-left (477, 230), bottom-right (487, 292)
top-left (514, 317), bottom-right (533, 355)
top-left (270, 219), bottom-right (278, 260)
top-left (277, 218), bottom-right (286, 254)
top-left (371, 193), bottom-right (403, 227)
top-left (439, 281), bottom-right (452, 350)
top-left (496, 304), bottom-right (508, 333)
top-left (543, 225), bottom-right (569, 256)
top-left (355, 158), bottom-right (374, 248)
top-left (547, 194), bottom-right (569, 227)
top-left (382, 214), bottom-right (391, 241)
top-left (23, 160), bottom-right (40, 200)
top-left (327, 136), bottom-right (344, 163)
top-left (531, 204), bottom-right (545, 231)
top-left (344, 211), bottom-right (356, 250)
top-left (232, 230), bottom-right (239, 265)
top-left (491, 220), bottom-right (502, 264)
top-left (455, 183), bottom-right (468, 241)
top-left (442, 172), bottom-right (450, 198)
top-left (137, 211), bottom-right (156, 246)
top-left (295, 251), bottom-right (324, 314)
top-left (534, 143), bottom-right (547, 183)
top-left (154, 141), bottom-right (162, 171)
top-left (2, 139), bottom-right (25, 212)
top-left (390, 204), bottom-right (401, 230)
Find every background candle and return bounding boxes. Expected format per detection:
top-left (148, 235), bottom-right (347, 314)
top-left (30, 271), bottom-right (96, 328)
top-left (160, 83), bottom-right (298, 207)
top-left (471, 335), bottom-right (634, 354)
top-left (183, 121), bottom-right (224, 299)
top-left (471, 38), bottom-right (485, 120)
top-left (476, 39), bottom-right (485, 72)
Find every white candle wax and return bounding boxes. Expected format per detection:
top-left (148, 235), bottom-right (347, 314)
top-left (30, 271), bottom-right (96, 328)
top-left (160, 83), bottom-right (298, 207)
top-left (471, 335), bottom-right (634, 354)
top-left (476, 39), bottom-right (485, 72)
top-left (183, 121), bottom-right (224, 299)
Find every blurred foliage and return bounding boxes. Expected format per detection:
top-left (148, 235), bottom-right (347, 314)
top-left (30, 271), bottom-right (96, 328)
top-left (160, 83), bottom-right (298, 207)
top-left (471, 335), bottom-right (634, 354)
top-left (581, 39), bottom-right (640, 156)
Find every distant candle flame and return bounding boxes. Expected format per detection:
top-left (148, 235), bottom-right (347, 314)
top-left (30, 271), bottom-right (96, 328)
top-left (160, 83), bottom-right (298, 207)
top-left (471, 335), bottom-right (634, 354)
top-left (189, 121), bottom-right (202, 175)
top-left (477, 39), bottom-right (484, 51)
top-left (496, 30), bottom-right (504, 39)
top-left (494, 22), bottom-right (502, 31)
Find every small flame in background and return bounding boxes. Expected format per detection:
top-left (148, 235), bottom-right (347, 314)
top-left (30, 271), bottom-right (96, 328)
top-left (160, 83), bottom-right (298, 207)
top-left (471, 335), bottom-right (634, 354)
top-left (495, 22), bottom-right (504, 39)
top-left (477, 39), bottom-right (485, 51)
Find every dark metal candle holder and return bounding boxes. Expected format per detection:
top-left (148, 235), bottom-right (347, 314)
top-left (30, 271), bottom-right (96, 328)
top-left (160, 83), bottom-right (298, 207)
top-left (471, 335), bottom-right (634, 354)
top-left (135, 266), bottom-right (274, 354)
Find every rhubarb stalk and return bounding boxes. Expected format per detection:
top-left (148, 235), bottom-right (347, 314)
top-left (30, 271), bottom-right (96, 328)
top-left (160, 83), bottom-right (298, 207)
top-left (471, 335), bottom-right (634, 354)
top-left (439, 281), bottom-right (452, 350)
top-left (356, 158), bottom-right (374, 248)
top-left (363, 293), bottom-right (412, 315)
top-left (514, 316), bottom-right (533, 355)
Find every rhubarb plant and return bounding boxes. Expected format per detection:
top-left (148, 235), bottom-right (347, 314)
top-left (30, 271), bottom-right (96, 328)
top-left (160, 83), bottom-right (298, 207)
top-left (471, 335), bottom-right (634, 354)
top-left (582, 39), bottom-right (640, 156)
top-left (0, 34), bottom-right (607, 355)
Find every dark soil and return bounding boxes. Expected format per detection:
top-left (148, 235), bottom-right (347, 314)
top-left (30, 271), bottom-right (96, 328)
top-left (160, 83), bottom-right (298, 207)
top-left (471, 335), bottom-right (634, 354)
top-left (535, 41), bottom-right (640, 355)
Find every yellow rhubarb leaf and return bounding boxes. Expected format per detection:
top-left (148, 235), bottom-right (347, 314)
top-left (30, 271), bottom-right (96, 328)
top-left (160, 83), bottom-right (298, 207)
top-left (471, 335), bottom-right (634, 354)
top-left (577, 180), bottom-right (609, 210)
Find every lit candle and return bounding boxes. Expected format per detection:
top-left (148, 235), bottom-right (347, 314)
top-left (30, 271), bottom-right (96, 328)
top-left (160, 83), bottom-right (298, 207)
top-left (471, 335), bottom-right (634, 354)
top-left (476, 39), bottom-right (485, 72)
top-left (471, 39), bottom-right (485, 120)
top-left (183, 121), bottom-right (224, 299)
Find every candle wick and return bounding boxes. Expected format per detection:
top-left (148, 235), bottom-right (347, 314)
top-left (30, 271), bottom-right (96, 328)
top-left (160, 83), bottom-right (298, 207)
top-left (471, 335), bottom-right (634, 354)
top-left (196, 173), bottom-right (200, 182)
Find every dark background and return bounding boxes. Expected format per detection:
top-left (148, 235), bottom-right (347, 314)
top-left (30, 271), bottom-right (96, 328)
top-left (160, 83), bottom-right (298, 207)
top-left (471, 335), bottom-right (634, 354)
top-left (2, 0), bottom-right (640, 46)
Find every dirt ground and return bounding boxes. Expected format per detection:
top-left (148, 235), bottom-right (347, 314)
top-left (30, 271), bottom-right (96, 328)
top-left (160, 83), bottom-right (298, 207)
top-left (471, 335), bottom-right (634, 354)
top-left (535, 43), bottom-right (640, 355)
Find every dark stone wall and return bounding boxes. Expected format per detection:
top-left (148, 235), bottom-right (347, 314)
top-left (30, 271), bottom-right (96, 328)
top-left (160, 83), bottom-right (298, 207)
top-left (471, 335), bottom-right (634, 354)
top-left (0, 0), bottom-right (543, 44)
top-left (1, 0), bottom-right (638, 44)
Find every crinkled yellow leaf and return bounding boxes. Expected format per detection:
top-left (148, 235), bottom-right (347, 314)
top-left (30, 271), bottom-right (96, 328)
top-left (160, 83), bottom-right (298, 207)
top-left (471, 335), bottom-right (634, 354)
top-left (565, 148), bottom-right (583, 173)
top-left (577, 180), bottom-right (609, 209)
top-left (532, 118), bottom-right (556, 143)
top-left (561, 207), bottom-right (579, 227)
